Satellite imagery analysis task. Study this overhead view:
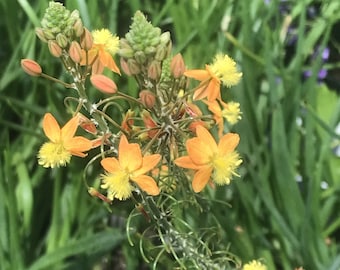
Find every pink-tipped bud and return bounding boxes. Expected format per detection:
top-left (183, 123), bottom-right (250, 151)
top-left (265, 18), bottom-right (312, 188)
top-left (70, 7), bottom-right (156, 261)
top-left (88, 187), bottom-right (112, 204)
top-left (147, 60), bottom-right (161, 81)
top-left (127, 59), bottom-right (140, 75)
top-left (73, 18), bottom-right (84, 37)
top-left (77, 113), bottom-right (97, 134)
top-left (171, 53), bottom-right (185, 78)
top-left (80, 27), bottom-right (93, 50)
top-left (21, 59), bottom-right (42, 77)
top-left (139, 90), bottom-right (156, 109)
top-left (69, 41), bottom-right (82, 63)
top-left (48, 40), bottom-right (63, 57)
top-left (35, 27), bottom-right (47, 43)
top-left (120, 58), bottom-right (132, 76)
top-left (90, 74), bottom-right (117, 94)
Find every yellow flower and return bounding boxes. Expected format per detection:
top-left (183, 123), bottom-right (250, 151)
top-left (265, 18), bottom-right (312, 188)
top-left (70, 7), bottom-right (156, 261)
top-left (174, 125), bottom-right (242, 192)
top-left (100, 135), bottom-right (161, 200)
top-left (38, 113), bottom-right (92, 168)
top-left (184, 54), bottom-right (242, 101)
top-left (205, 100), bottom-right (242, 137)
top-left (81, 28), bottom-right (120, 74)
top-left (243, 260), bottom-right (267, 270)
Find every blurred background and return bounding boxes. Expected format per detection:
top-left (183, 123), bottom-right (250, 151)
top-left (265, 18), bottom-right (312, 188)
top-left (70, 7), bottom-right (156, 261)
top-left (1, 0), bottom-right (340, 269)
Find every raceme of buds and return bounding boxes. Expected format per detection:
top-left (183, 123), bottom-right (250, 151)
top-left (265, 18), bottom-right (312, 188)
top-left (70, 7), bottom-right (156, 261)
top-left (90, 74), bottom-right (117, 94)
top-left (21, 59), bottom-right (42, 77)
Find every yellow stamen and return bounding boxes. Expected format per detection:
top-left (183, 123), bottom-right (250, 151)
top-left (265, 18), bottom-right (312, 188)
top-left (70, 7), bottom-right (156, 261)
top-left (37, 142), bottom-right (71, 168)
top-left (212, 152), bottom-right (242, 185)
top-left (101, 171), bottom-right (133, 200)
top-left (209, 54), bottom-right (242, 87)
top-left (92, 29), bottom-right (119, 55)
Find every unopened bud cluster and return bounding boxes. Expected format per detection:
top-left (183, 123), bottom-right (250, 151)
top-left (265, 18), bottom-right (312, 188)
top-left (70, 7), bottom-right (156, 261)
top-left (119, 11), bottom-right (172, 79)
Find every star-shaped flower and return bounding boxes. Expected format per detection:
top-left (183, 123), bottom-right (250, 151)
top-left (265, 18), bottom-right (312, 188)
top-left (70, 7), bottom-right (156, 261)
top-left (174, 125), bottom-right (242, 192)
top-left (100, 135), bottom-right (161, 200)
top-left (38, 113), bottom-right (92, 168)
top-left (184, 54), bottom-right (242, 101)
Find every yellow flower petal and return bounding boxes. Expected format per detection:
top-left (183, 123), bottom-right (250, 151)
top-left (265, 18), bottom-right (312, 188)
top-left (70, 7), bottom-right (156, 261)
top-left (43, 113), bottom-right (61, 142)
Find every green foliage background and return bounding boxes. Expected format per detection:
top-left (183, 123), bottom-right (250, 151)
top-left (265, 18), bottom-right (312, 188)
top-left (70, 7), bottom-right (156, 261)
top-left (1, 0), bottom-right (340, 269)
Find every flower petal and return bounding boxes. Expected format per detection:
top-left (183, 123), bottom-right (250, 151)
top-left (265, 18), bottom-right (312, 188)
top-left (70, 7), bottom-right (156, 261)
top-left (119, 135), bottom-right (142, 171)
top-left (218, 133), bottom-right (240, 155)
top-left (206, 78), bottom-right (221, 101)
top-left (61, 115), bottom-right (79, 141)
top-left (186, 126), bottom-right (217, 164)
top-left (192, 166), bottom-right (213, 192)
top-left (134, 154), bottom-right (161, 176)
top-left (104, 51), bottom-right (121, 75)
top-left (43, 113), bottom-right (61, 142)
top-left (64, 136), bottom-right (92, 153)
top-left (184, 69), bottom-right (210, 81)
top-left (174, 156), bottom-right (202, 170)
top-left (131, 175), bottom-right (160, 195)
top-left (101, 157), bottom-right (121, 173)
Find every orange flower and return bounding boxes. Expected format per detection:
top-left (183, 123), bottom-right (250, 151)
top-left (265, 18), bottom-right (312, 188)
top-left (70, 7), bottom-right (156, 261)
top-left (184, 54), bottom-right (242, 101)
top-left (174, 125), bottom-right (242, 192)
top-left (100, 135), bottom-right (161, 200)
top-left (81, 29), bottom-right (120, 74)
top-left (38, 113), bottom-right (92, 168)
top-left (204, 100), bottom-right (242, 137)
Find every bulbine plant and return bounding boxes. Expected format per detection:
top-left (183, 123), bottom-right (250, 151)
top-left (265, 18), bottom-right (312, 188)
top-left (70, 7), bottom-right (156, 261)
top-left (21, 2), bottom-right (266, 269)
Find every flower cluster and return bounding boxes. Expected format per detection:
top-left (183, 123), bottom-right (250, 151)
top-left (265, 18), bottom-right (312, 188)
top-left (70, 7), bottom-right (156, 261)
top-left (22, 1), bottom-right (243, 266)
top-left (22, 2), bottom-right (243, 202)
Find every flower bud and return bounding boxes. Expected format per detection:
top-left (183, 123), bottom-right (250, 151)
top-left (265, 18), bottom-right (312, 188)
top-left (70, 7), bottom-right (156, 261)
top-left (148, 60), bottom-right (161, 81)
top-left (21, 59), bottom-right (42, 77)
top-left (90, 74), bottom-right (117, 94)
top-left (170, 53), bottom-right (185, 78)
top-left (73, 18), bottom-right (84, 37)
top-left (56, 33), bottom-right (68, 48)
top-left (69, 41), bottom-right (82, 63)
top-left (159, 31), bottom-right (171, 46)
top-left (120, 58), bottom-right (132, 76)
top-left (35, 27), bottom-right (47, 43)
top-left (139, 90), bottom-right (156, 109)
top-left (48, 40), bottom-right (63, 57)
top-left (77, 113), bottom-right (97, 135)
top-left (118, 48), bottom-right (134, 59)
top-left (134, 51), bottom-right (146, 64)
top-left (42, 29), bottom-right (55, 40)
top-left (155, 45), bottom-right (168, 61)
top-left (88, 187), bottom-right (112, 204)
top-left (141, 110), bottom-right (159, 138)
top-left (127, 59), bottom-right (140, 75)
top-left (80, 27), bottom-right (93, 50)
